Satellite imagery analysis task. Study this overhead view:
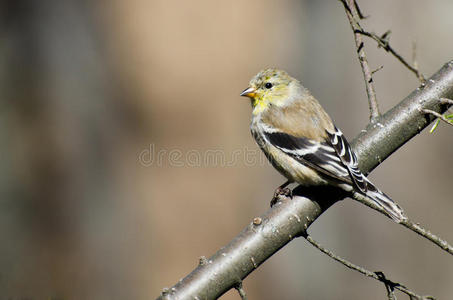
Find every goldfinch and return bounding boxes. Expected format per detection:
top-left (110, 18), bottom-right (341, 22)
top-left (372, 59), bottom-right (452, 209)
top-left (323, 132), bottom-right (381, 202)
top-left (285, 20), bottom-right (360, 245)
top-left (240, 68), bottom-right (406, 222)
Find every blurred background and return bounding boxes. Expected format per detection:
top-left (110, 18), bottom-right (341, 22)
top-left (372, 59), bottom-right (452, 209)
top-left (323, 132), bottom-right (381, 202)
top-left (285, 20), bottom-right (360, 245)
top-left (0, 0), bottom-right (452, 299)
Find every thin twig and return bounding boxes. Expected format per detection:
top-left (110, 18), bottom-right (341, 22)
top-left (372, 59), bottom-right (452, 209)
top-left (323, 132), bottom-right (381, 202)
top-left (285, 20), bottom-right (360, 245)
top-left (400, 219), bottom-right (453, 255)
top-left (440, 97), bottom-right (453, 105)
top-left (423, 98), bottom-right (453, 132)
top-left (353, 0), bottom-right (367, 19)
top-left (356, 29), bottom-right (426, 83)
top-left (235, 282), bottom-right (248, 300)
top-left (371, 65), bottom-right (384, 75)
top-left (305, 235), bottom-right (432, 299)
top-left (352, 192), bottom-right (453, 255)
top-left (421, 108), bottom-right (453, 127)
top-left (412, 40), bottom-right (420, 76)
top-left (377, 272), bottom-right (397, 300)
top-left (340, 0), bottom-right (380, 121)
top-left (339, 0), bottom-right (425, 82)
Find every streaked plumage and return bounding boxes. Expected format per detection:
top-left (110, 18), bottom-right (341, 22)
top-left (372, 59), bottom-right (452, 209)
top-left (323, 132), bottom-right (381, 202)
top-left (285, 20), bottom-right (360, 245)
top-left (241, 69), bottom-right (406, 222)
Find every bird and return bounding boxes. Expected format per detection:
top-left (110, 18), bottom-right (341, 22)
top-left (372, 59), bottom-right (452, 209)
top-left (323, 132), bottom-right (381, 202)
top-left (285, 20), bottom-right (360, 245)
top-left (240, 68), bottom-right (406, 223)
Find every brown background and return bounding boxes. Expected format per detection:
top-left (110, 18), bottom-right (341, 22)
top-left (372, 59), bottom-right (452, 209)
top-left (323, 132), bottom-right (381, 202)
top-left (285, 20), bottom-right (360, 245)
top-left (1, 0), bottom-right (452, 299)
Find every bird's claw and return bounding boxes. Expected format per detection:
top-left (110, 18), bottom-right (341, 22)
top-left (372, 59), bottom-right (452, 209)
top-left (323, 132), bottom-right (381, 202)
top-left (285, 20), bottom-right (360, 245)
top-left (270, 187), bottom-right (293, 207)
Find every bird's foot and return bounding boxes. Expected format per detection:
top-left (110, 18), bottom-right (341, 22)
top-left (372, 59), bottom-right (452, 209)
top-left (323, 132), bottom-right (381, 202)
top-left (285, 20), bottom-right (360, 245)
top-left (270, 187), bottom-right (293, 207)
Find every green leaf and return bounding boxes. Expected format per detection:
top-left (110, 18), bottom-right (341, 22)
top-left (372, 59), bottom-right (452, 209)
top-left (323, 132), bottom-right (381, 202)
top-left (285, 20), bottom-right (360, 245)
top-left (429, 119), bottom-right (440, 133)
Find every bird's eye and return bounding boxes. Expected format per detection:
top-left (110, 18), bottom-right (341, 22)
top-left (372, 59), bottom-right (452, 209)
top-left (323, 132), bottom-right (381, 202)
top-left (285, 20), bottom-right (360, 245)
top-left (265, 82), bottom-right (273, 89)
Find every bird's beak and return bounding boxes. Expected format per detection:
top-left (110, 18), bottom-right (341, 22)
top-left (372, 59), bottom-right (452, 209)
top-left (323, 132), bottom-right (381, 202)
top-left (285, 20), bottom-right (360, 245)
top-left (240, 87), bottom-right (256, 98)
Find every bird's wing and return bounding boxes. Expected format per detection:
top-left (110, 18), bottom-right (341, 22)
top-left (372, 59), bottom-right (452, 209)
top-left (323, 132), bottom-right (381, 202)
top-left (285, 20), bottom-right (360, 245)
top-left (263, 130), bottom-right (353, 185)
top-left (325, 126), bottom-right (367, 192)
top-left (326, 126), bottom-right (406, 222)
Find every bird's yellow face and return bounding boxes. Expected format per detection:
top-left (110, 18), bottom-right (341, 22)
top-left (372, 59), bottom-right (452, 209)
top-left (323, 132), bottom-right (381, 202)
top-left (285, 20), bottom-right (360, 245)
top-left (240, 69), bottom-right (294, 115)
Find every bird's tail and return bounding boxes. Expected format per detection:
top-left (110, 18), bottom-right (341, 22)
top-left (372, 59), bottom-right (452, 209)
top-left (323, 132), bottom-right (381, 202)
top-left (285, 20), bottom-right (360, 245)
top-left (362, 177), bottom-right (406, 223)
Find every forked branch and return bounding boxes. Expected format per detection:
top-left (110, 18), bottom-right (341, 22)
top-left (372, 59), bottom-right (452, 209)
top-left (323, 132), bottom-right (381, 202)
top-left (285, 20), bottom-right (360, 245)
top-left (305, 235), bottom-right (434, 299)
top-left (341, 0), bottom-right (380, 121)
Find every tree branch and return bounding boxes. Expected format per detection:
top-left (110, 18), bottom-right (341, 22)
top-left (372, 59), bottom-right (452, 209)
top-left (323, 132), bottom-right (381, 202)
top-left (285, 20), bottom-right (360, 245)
top-left (351, 192), bottom-right (453, 255)
top-left (305, 235), bottom-right (433, 299)
top-left (422, 108), bottom-right (453, 128)
top-left (356, 29), bottom-right (426, 82)
top-left (425, 98), bottom-right (453, 132)
top-left (339, 0), bottom-right (426, 83)
top-left (341, 0), bottom-right (380, 121)
top-left (234, 282), bottom-right (248, 300)
top-left (440, 97), bottom-right (453, 105)
top-left (156, 61), bottom-right (453, 300)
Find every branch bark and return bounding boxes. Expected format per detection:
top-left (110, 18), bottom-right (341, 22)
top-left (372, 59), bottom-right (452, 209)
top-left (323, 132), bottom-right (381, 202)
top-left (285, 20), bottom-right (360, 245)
top-left (157, 61), bottom-right (453, 300)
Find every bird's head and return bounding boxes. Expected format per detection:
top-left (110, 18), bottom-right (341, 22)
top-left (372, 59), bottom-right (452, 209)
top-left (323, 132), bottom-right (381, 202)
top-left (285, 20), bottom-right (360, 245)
top-left (240, 68), bottom-right (301, 114)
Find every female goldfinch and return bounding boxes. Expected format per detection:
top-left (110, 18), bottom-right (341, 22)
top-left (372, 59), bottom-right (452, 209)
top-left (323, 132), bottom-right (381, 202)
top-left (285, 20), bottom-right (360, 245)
top-left (240, 68), bottom-right (406, 222)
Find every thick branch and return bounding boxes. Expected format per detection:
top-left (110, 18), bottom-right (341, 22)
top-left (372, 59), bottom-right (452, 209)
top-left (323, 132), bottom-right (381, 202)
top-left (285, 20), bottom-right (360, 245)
top-left (353, 61), bottom-right (453, 173)
top-left (157, 61), bottom-right (453, 300)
